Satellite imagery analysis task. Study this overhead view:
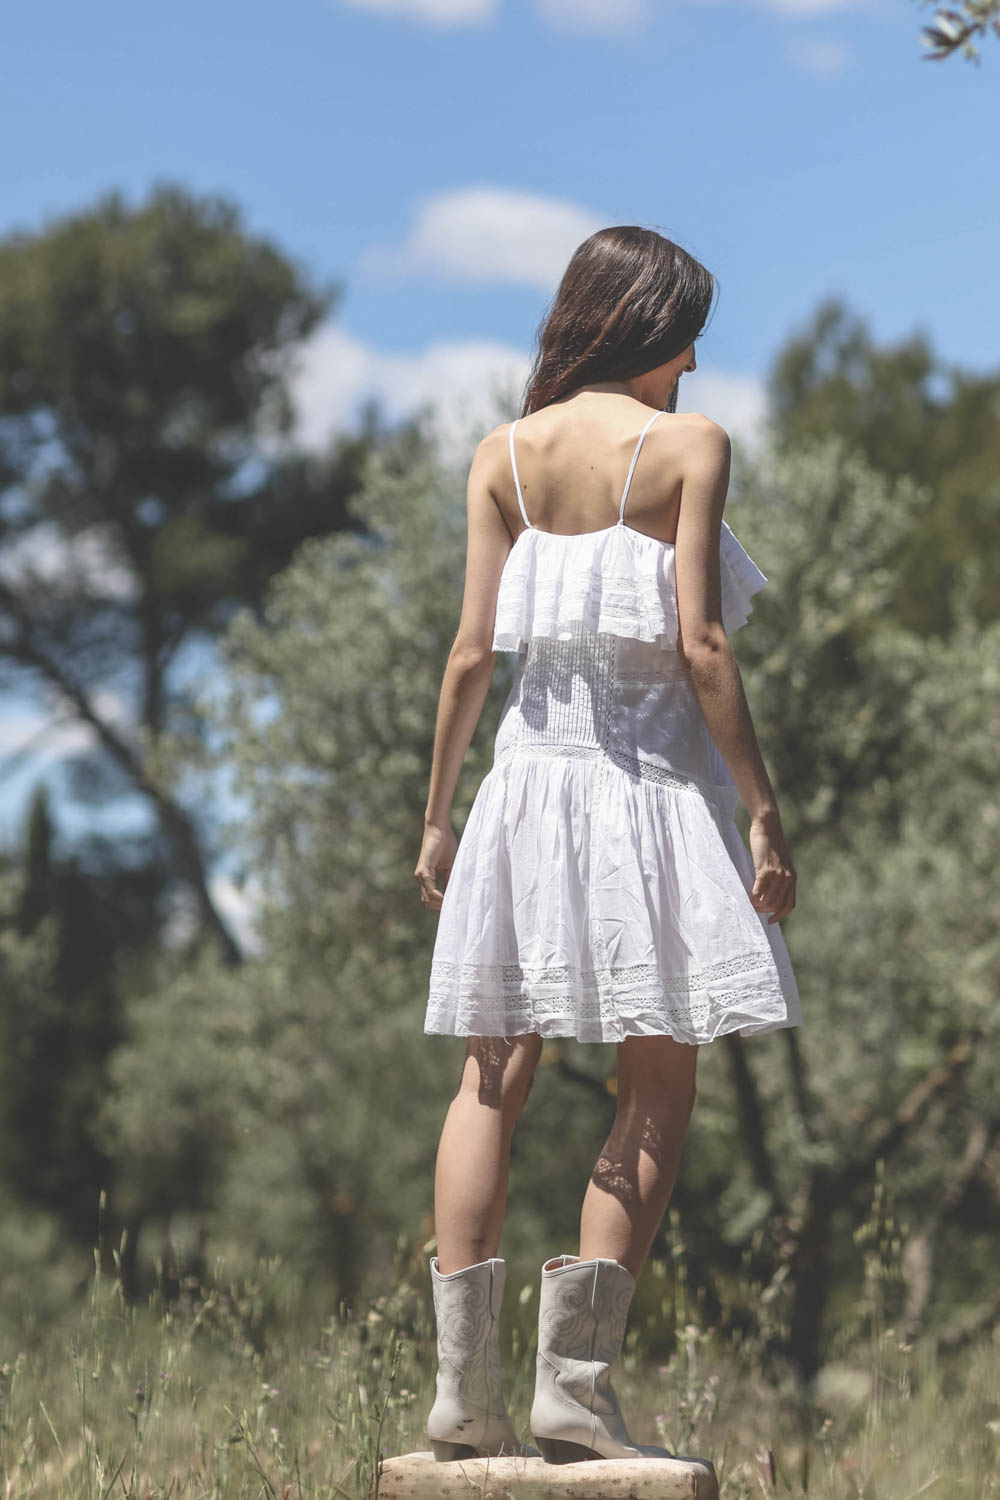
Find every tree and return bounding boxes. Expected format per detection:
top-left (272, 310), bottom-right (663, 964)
top-left (0, 784), bottom-right (167, 1240)
top-left (0, 181), bottom-right (406, 961)
top-left (700, 433), bottom-right (1000, 1379)
top-left (767, 298), bottom-right (1000, 635)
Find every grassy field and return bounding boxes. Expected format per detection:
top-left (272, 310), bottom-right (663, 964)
top-left (1, 1221), bottom-right (998, 1499)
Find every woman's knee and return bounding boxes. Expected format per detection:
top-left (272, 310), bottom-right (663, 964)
top-left (615, 1035), bottom-right (698, 1115)
top-left (459, 1033), bottom-right (542, 1112)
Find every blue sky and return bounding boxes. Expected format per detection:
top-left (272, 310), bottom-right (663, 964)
top-left (3, 0), bottom-right (998, 439)
top-left (1, 0), bottom-right (997, 918)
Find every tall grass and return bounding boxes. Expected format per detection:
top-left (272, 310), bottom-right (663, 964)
top-left (0, 1183), bottom-right (997, 1498)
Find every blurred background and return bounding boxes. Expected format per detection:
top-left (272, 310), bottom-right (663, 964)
top-left (0, 0), bottom-right (998, 1490)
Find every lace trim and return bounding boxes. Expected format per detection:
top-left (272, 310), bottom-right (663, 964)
top-left (426, 961), bottom-right (794, 1042)
top-left (429, 949), bottom-right (773, 997)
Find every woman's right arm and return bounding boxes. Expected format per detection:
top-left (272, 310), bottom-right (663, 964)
top-left (673, 420), bottom-right (796, 925)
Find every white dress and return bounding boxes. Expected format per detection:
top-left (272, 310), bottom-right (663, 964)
top-left (424, 410), bottom-right (803, 1045)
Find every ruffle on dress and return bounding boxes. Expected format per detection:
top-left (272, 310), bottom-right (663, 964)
top-left (491, 519), bottom-right (767, 654)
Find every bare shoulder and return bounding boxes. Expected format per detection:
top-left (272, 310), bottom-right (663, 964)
top-left (472, 421), bottom-right (516, 489)
top-left (677, 411), bottom-right (731, 451)
top-left (480, 419), bottom-right (519, 448)
top-left (672, 413), bottom-right (731, 491)
top-left (640, 410), bottom-right (729, 461)
top-left (471, 423), bottom-right (509, 464)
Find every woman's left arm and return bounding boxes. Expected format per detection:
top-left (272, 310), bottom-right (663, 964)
top-left (414, 434), bottom-right (513, 912)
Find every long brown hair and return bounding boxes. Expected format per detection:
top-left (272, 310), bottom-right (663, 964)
top-left (520, 226), bottom-right (717, 416)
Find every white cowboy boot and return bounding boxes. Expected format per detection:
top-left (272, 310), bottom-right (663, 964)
top-left (427, 1255), bottom-right (530, 1461)
top-left (530, 1253), bottom-right (675, 1463)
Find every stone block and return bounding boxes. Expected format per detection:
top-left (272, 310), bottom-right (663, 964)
top-left (370, 1449), bottom-right (718, 1499)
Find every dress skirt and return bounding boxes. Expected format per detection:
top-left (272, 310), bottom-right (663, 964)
top-left (424, 626), bottom-right (802, 1046)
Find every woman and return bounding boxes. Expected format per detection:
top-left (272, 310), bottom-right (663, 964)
top-left (413, 225), bottom-right (802, 1465)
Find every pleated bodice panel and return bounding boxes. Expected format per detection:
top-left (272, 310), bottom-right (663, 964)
top-left (493, 625), bottom-right (738, 813)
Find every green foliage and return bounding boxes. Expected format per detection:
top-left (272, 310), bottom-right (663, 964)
top-left (94, 946), bottom-right (443, 1309)
top-left (94, 431), bottom-right (562, 1305)
top-left (0, 786), bottom-right (167, 1240)
top-left (674, 434), bottom-right (1000, 1370)
top-left (766, 299), bottom-right (1000, 633)
top-left (213, 437), bottom-right (506, 963)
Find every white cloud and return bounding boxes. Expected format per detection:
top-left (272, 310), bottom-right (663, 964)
top-left (536, 0), bottom-right (649, 31)
top-left (287, 320), bottom-right (771, 463)
top-left (0, 521), bottom-right (136, 601)
top-left (287, 320), bottom-right (530, 462)
top-left (0, 688), bottom-right (135, 790)
top-left (0, 706), bottom-right (98, 765)
top-left (675, 367), bottom-right (771, 454)
top-left (680, 0), bottom-right (868, 13)
top-left (339, 0), bottom-right (495, 24)
top-left (754, 0), bottom-right (864, 11)
top-left (786, 35), bottom-right (850, 70)
top-left (359, 187), bottom-right (603, 290)
top-left (339, 0), bottom-right (869, 28)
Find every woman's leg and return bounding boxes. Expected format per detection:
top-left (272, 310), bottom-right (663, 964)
top-left (578, 1035), bottom-right (698, 1280)
top-left (434, 1033), bottom-right (543, 1274)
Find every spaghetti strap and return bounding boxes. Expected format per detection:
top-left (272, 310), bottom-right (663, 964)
top-left (618, 410), bottom-right (666, 525)
top-left (508, 419), bottom-right (533, 529)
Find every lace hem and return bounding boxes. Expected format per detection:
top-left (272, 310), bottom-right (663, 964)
top-left (426, 952), bottom-right (797, 1045)
top-left (430, 948), bottom-right (778, 995)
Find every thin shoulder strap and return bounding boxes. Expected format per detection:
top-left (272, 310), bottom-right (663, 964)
top-left (618, 409), bottom-right (666, 525)
top-left (508, 419), bottom-right (533, 529)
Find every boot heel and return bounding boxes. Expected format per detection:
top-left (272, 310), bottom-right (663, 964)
top-left (534, 1436), bottom-right (602, 1464)
top-left (430, 1439), bottom-right (480, 1461)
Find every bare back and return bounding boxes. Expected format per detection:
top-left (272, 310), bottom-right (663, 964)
top-left (488, 396), bottom-right (712, 546)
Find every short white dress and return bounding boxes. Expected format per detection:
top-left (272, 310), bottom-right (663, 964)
top-left (424, 411), bottom-right (802, 1045)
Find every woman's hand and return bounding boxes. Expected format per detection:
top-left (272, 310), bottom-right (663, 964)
top-left (747, 811), bottom-right (797, 924)
top-left (414, 821), bottom-right (458, 912)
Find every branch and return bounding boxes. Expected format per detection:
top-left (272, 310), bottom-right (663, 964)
top-left (724, 1033), bottom-right (786, 1214)
top-left (902, 1113), bottom-right (999, 1339)
top-left (919, 3), bottom-right (1000, 62)
top-left (837, 1033), bottom-right (974, 1194)
top-left (1, 587), bottom-right (242, 965)
top-left (778, 1034), bottom-right (978, 1379)
top-left (782, 1027), bottom-right (819, 1145)
top-left (935, 1285), bottom-right (1000, 1356)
